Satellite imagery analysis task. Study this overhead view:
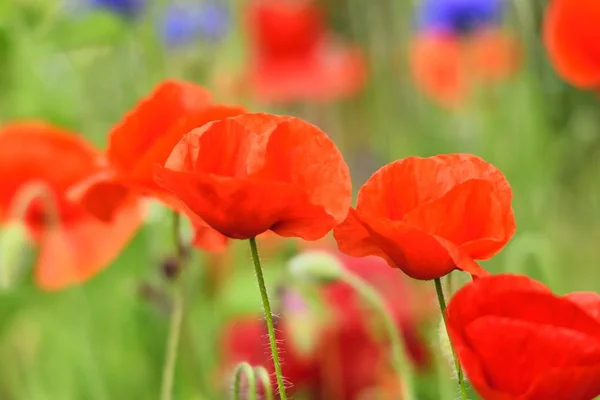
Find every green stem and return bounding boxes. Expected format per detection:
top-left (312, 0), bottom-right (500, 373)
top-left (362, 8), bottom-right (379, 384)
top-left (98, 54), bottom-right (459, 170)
top-left (434, 278), bottom-right (468, 400)
top-left (233, 363), bottom-right (257, 400)
top-left (340, 271), bottom-right (415, 400)
top-left (159, 213), bottom-right (186, 400)
top-left (248, 237), bottom-right (288, 400)
top-left (254, 366), bottom-right (274, 400)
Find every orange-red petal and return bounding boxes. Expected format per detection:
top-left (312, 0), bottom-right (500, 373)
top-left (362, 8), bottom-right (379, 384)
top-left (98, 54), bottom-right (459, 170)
top-left (467, 29), bottom-right (521, 83)
top-left (35, 198), bottom-right (143, 290)
top-left (107, 80), bottom-right (211, 171)
top-left (543, 0), bottom-right (600, 88)
top-left (155, 113), bottom-right (351, 240)
top-left (409, 34), bottom-right (467, 108)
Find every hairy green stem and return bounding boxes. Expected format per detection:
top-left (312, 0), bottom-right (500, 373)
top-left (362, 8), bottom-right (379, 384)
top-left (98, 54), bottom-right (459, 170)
top-left (248, 237), bottom-right (288, 400)
top-left (434, 278), bottom-right (468, 400)
top-left (340, 271), bottom-right (415, 400)
top-left (159, 212), bottom-right (186, 400)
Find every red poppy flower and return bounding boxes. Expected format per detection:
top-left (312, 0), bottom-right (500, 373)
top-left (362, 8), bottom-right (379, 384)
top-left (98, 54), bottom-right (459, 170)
top-left (543, 0), bottom-right (600, 88)
top-left (153, 112), bottom-right (352, 240)
top-left (221, 251), bottom-right (432, 400)
top-left (245, 0), bottom-right (366, 103)
top-left (71, 80), bottom-right (246, 251)
top-left (446, 273), bottom-right (600, 400)
top-left (333, 153), bottom-right (515, 280)
top-left (409, 30), bottom-right (520, 107)
top-left (0, 122), bottom-right (142, 290)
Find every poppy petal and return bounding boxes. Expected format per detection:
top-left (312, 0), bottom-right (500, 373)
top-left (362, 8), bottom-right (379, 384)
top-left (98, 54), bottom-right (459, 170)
top-left (543, 0), bottom-right (600, 88)
top-left (565, 292), bottom-right (600, 322)
top-left (403, 179), bottom-right (512, 259)
top-left (465, 317), bottom-right (600, 397)
top-left (35, 198), bottom-right (143, 290)
top-left (467, 29), bottom-right (521, 83)
top-left (524, 365), bottom-right (600, 400)
top-left (128, 105), bottom-right (247, 184)
top-left (333, 208), bottom-right (394, 265)
top-left (154, 168), bottom-right (325, 239)
top-left (409, 34), bottom-right (466, 107)
top-left (155, 113), bottom-right (351, 240)
top-left (250, 42), bottom-right (366, 103)
top-left (107, 80), bottom-right (211, 171)
top-left (356, 157), bottom-right (460, 220)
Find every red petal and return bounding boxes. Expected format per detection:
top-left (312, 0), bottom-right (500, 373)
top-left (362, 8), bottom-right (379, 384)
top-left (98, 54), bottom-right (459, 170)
top-left (35, 198), bottom-right (143, 290)
top-left (128, 105), bottom-right (246, 185)
top-left (524, 365), bottom-right (600, 400)
top-left (155, 113), bottom-right (351, 240)
top-left (465, 317), bottom-right (600, 397)
top-left (192, 224), bottom-right (229, 252)
top-left (409, 34), bottom-right (467, 108)
top-left (107, 80), bottom-right (211, 171)
top-left (543, 0), bottom-right (600, 88)
top-left (249, 42), bottom-right (366, 103)
top-left (467, 29), bottom-right (521, 83)
top-left (565, 292), bottom-right (600, 322)
top-left (333, 208), bottom-right (394, 264)
top-left (447, 274), bottom-right (600, 399)
top-left (0, 122), bottom-right (101, 218)
top-left (403, 179), bottom-right (514, 259)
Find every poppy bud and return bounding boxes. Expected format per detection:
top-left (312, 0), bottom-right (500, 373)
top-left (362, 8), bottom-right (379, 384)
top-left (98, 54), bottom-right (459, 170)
top-left (288, 250), bottom-right (343, 283)
top-left (0, 220), bottom-right (32, 289)
top-left (231, 362), bottom-right (260, 400)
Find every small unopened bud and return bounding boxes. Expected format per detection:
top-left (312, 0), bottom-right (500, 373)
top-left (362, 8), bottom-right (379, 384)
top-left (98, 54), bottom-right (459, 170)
top-left (231, 362), bottom-right (257, 400)
top-left (288, 250), bottom-right (343, 283)
top-left (0, 221), bottom-right (32, 290)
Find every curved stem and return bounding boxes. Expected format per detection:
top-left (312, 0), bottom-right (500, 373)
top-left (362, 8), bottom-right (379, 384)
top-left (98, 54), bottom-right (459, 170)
top-left (434, 278), bottom-right (468, 400)
top-left (232, 362), bottom-right (257, 400)
top-left (160, 212), bottom-right (186, 400)
top-left (254, 366), bottom-right (274, 400)
top-left (340, 271), bottom-right (415, 400)
top-left (248, 237), bottom-right (288, 400)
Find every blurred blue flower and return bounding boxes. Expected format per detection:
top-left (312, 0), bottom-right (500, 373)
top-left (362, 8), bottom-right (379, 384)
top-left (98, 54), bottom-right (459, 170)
top-left (162, 2), bottom-right (230, 47)
top-left (417, 0), bottom-right (504, 35)
top-left (89, 0), bottom-right (146, 18)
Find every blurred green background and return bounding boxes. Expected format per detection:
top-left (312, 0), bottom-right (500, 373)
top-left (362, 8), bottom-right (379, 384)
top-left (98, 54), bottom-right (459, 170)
top-left (0, 0), bottom-right (599, 399)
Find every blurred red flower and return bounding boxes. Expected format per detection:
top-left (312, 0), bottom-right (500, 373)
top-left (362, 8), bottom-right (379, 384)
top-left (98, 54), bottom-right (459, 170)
top-left (333, 153), bottom-right (515, 280)
top-left (72, 80), bottom-right (245, 251)
top-left (446, 273), bottom-right (600, 400)
top-left (543, 0), bottom-right (600, 89)
top-left (0, 122), bottom-right (142, 290)
top-left (154, 113), bottom-right (352, 240)
top-left (221, 252), bottom-right (434, 399)
top-left (245, 0), bottom-right (366, 104)
top-left (409, 30), bottom-right (520, 108)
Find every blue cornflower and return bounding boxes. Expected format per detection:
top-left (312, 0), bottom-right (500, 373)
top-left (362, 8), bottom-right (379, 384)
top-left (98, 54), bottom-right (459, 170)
top-left (162, 1), bottom-right (230, 47)
top-left (417, 0), bottom-right (504, 35)
top-left (89, 0), bottom-right (146, 18)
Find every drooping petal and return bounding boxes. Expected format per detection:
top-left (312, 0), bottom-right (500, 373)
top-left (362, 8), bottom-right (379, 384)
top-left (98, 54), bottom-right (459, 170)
top-left (35, 188), bottom-right (143, 290)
